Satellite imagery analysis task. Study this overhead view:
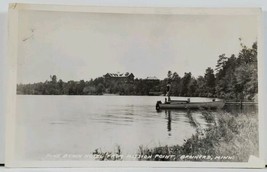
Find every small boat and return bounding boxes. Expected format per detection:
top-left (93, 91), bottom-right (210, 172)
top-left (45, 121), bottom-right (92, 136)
top-left (156, 99), bottom-right (225, 110)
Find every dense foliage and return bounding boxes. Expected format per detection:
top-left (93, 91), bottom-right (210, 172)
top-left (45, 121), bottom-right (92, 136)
top-left (17, 41), bottom-right (258, 101)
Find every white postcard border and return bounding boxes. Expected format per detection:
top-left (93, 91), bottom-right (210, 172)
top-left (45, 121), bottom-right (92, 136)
top-left (5, 3), bottom-right (265, 168)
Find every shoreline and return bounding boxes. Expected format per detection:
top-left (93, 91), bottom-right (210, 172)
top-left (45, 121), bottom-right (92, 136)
top-left (136, 111), bottom-right (259, 162)
top-left (16, 94), bottom-right (258, 104)
top-left (90, 110), bottom-right (259, 162)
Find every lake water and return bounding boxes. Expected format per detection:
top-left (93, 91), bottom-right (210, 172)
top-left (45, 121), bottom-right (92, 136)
top-left (15, 95), bottom-right (258, 161)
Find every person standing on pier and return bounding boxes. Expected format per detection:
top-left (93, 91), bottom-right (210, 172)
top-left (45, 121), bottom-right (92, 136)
top-left (166, 82), bottom-right (171, 101)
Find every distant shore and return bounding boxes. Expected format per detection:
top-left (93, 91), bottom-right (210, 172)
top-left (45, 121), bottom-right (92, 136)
top-left (17, 42), bottom-right (258, 103)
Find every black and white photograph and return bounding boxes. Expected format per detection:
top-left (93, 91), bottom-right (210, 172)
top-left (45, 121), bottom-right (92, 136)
top-left (5, 4), bottom-right (265, 168)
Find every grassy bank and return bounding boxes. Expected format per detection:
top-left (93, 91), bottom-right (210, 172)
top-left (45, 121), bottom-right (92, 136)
top-left (138, 111), bottom-right (259, 162)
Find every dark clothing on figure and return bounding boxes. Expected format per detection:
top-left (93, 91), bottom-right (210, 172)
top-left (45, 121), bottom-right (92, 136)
top-left (166, 84), bottom-right (170, 92)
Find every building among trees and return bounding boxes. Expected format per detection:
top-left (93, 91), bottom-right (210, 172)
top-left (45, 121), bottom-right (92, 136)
top-left (104, 72), bottom-right (135, 83)
top-left (144, 76), bottom-right (160, 82)
top-left (16, 41), bottom-right (258, 101)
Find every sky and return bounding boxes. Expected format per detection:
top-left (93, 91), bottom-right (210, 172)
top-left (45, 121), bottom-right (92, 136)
top-left (17, 10), bottom-right (258, 84)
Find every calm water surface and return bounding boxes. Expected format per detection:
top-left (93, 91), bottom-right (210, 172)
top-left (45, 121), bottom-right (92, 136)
top-left (15, 95), bottom-right (257, 160)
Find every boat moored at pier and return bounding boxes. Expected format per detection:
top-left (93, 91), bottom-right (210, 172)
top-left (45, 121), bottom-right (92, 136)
top-left (156, 98), bottom-right (225, 110)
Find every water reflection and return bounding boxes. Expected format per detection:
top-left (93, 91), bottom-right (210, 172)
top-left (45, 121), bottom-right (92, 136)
top-left (185, 110), bottom-right (198, 128)
top-left (163, 109), bottom-right (205, 137)
top-left (224, 104), bottom-right (258, 115)
top-left (165, 110), bottom-right (172, 136)
top-left (161, 109), bottom-right (216, 136)
top-left (161, 104), bottom-right (258, 139)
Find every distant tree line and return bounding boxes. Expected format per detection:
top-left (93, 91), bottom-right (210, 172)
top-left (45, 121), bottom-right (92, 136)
top-left (17, 41), bottom-right (258, 101)
top-left (17, 75), bottom-right (161, 96)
